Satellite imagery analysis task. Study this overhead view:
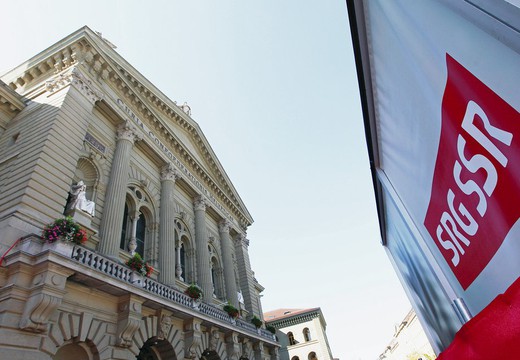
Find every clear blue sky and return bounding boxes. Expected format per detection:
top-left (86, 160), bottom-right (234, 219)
top-left (2, 1), bottom-right (412, 359)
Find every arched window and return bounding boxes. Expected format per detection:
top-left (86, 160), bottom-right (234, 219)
top-left (119, 186), bottom-right (155, 260)
top-left (136, 212), bottom-right (146, 257)
top-left (180, 242), bottom-right (186, 280)
top-left (210, 255), bottom-right (225, 300)
top-left (120, 203), bottom-right (129, 250)
top-left (303, 327), bottom-right (311, 341)
top-left (288, 332), bottom-right (296, 346)
top-left (308, 352), bottom-right (317, 360)
top-left (175, 219), bottom-right (194, 283)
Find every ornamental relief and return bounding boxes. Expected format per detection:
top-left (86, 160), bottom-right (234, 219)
top-left (128, 164), bottom-right (160, 206)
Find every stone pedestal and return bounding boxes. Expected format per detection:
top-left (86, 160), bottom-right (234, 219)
top-left (65, 208), bottom-right (93, 228)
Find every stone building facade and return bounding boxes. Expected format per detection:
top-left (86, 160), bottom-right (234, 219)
top-left (264, 308), bottom-right (334, 360)
top-left (379, 309), bottom-right (436, 360)
top-left (0, 26), bottom-right (277, 360)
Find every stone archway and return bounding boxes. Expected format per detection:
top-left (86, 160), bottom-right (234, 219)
top-left (137, 337), bottom-right (176, 360)
top-left (53, 343), bottom-right (93, 360)
top-left (201, 349), bottom-right (221, 360)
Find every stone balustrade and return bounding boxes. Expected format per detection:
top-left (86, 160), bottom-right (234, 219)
top-left (50, 243), bottom-right (274, 341)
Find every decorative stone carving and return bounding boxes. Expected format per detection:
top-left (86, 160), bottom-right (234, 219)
top-left (244, 338), bottom-right (254, 358)
top-left (184, 318), bottom-right (203, 359)
top-left (226, 332), bottom-right (241, 360)
top-left (209, 327), bottom-right (219, 351)
top-left (270, 346), bottom-right (279, 360)
top-left (19, 293), bottom-right (63, 333)
top-left (158, 315), bottom-right (172, 340)
top-left (193, 196), bottom-right (207, 212)
top-left (71, 68), bottom-right (104, 104)
top-left (253, 341), bottom-right (265, 360)
top-left (219, 220), bottom-right (231, 233)
top-left (180, 102), bottom-right (192, 115)
top-left (234, 234), bottom-right (249, 247)
top-left (116, 122), bottom-right (142, 144)
top-left (116, 295), bottom-right (143, 348)
top-left (45, 72), bottom-right (72, 93)
top-left (19, 267), bottom-right (73, 333)
top-left (160, 163), bottom-right (180, 182)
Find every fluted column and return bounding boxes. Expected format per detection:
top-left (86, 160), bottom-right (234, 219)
top-left (219, 220), bottom-right (238, 307)
top-left (158, 164), bottom-right (179, 286)
top-left (193, 196), bottom-right (212, 302)
top-left (98, 123), bottom-right (140, 258)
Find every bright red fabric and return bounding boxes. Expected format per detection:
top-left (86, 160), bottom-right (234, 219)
top-left (438, 276), bottom-right (520, 360)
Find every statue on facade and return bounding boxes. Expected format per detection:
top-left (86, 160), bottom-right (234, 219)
top-left (66, 180), bottom-right (95, 216)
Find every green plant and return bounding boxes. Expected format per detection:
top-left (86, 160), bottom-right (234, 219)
top-left (251, 315), bottom-right (263, 328)
top-left (42, 216), bottom-right (87, 245)
top-left (126, 253), bottom-right (153, 277)
top-left (266, 325), bottom-right (276, 334)
top-left (185, 283), bottom-right (203, 300)
top-left (223, 303), bottom-right (240, 319)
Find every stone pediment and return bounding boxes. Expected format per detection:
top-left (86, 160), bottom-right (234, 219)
top-left (0, 26), bottom-right (252, 228)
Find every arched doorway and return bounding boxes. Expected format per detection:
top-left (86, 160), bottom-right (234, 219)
top-left (53, 342), bottom-right (98, 360)
top-left (201, 349), bottom-right (221, 360)
top-left (137, 338), bottom-right (176, 360)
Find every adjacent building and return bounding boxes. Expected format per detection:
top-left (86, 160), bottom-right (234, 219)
top-left (0, 26), bottom-right (277, 360)
top-left (264, 308), bottom-right (334, 360)
top-left (379, 309), bottom-right (436, 360)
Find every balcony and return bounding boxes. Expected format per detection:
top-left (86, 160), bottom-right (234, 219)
top-left (5, 236), bottom-right (276, 343)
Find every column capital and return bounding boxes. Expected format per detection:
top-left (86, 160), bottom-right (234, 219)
top-left (234, 234), bottom-right (249, 247)
top-left (160, 163), bottom-right (180, 182)
top-left (116, 123), bottom-right (141, 143)
top-left (219, 220), bottom-right (231, 233)
top-left (193, 196), bottom-right (207, 212)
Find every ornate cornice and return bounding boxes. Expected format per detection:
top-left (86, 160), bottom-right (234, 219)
top-left (71, 68), bottom-right (104, 103)
top-left (0, 81), bottom-right (25, 112)
top-left (44, 71), bottom-right (73, 94)
top-left (265, 310), bottom-right (320, 329)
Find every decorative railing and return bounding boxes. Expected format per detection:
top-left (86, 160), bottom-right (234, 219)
top-left (70, 245), bottom-right (275, 341)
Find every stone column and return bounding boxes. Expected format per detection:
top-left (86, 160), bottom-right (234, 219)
top-left (175, 242), bottom-right (183, 281)
top-left (98, 123), bottom-right (140, 258)
top-left (158, 164), bottom-right (179, 286)
top-left (193, 196), bottom-right (212, 301)
top-left (128, 211), bottom-right (141, 255)
top-left (219, 220), bottom-right (239, 307)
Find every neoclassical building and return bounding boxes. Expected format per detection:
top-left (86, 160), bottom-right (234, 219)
top-left (0, 26), bottom-right (277, 360)
top-left (264, 308), bottom-right (335, 360)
